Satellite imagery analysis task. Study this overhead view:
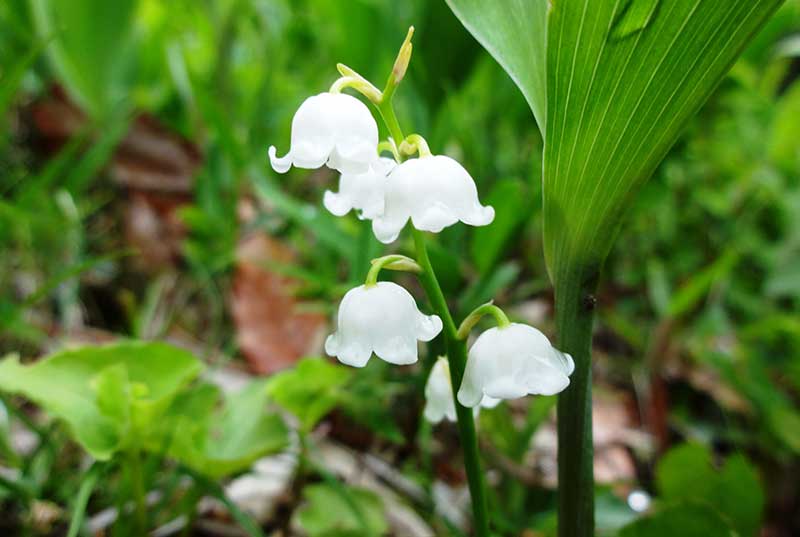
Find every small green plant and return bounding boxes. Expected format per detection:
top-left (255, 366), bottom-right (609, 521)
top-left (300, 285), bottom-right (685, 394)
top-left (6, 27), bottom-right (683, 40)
top-left (0, 341), bottom-right (288, 535)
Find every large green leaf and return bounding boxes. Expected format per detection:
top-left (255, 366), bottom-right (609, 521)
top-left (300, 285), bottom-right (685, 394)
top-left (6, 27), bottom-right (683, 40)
top-left (266, 357), bottom-right (352, 433)
top-left (542, 0), bottom-right (784, 284)
top-left (619, 503), bottom-right (733, 537)
top-left (447, 0), bottom-right (784, 285)
top-left (655, 443), bottom-right (764, 536)
top-left (444, 0), bottom-right (547, 130)
top-left (29, 0), bottom-right (136, 118)
top-left (295, 483), bottom-right (388, 537)
top-left (0, 342), bottom-right (203, 460)
top-left (162, 380), bottom-right (290, 478)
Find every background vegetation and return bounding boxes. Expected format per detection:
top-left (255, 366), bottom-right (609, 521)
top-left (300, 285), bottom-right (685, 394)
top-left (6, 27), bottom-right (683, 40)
top-left (1, 0), bottom-right (799, 535)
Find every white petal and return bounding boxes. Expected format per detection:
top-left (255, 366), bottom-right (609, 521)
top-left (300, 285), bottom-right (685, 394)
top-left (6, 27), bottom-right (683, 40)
top-left (483, 376), bottom-right (530, 400)
top-left (268, 92), bottom-right (378, 174)
top-left (268, 146), bottom-right (292, 174)
top-left (325, 333), bottom-right (371, 368)
top-left (374, 335), bottom-right (418, 365)
top-left (324, 158), bottom-right (392, 219)
top-left (415, 311), bottom-right (443, 342)
top-left (461, 204), bottom-right (495, 227)
top-left (371, 215), bottom-right (405, 244)
top-left (411, 202), bottom-right (459, 233)
top-left (325, 282), bottom-right (436, 368)
top-left (377, 155), bottom-right (494, 241)
top-left (457, 369), bottom-right (485, 408)
top-left (291, 140), bottom-right (333, 170)
top-left (480, 395), bottom-right (501, 409)
top-left (457, 323), bottom-right (573, 404)
top-left (323, 190), bottom-right (353, 217)
top-left (424, 358), bottom-right (457, 423)
top-left (522, 358), bottom-right (571, 395)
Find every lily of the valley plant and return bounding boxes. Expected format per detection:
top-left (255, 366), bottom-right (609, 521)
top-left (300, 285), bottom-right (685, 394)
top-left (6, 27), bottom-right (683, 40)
top-left (269, 28), bottom-right (572, 536)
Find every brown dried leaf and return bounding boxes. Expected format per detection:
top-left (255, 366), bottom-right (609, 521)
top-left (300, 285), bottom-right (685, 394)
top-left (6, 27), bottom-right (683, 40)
top-left (230, 233), bottom-right (326, 374)
top-left (124, 191), bottom-right (188, 268)
top-left (28, 85), bottom-right (202, 193)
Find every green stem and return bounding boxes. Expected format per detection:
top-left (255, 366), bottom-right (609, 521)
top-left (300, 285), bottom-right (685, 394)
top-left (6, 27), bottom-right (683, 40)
top-left (377, 100), bottom-right (405, 148)
top-left (399, 134), bottom-right (432, 157)
top-left (366, 254), bottom-right (421, 285)
top-left (456, 301), bottom-right (511, 339)
top-left (66, 463), bottom-right (102, 537)
top-left (0, 471), bottom-right (34, 501)
top-left (412, 228), bottom-right (490, 537)
top-left (555, 269), bottom-right (598, 537)
top-left (127, 450), bottom-right (147, 535)
top-left (184, 468), bottom-right (265, 537)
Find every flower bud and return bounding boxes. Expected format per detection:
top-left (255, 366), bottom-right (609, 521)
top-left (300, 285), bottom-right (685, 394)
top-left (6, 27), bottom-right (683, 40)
top-left (424, 357), bottom-right (499, 424)
top-left (269, 92), bottom-right (379, 175)
top-left (371, 155), bottom-right (495, 244)
top-left (457, 323), bottom-right (574, 407)
top-left (325, 282), bottom-right (442, 367)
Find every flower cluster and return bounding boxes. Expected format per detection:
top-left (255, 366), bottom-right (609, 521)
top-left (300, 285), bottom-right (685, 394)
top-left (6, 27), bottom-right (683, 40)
top-left (269, 92), bottom-right (494, 244)
top-left (268, 34), bottom-right (573, 425)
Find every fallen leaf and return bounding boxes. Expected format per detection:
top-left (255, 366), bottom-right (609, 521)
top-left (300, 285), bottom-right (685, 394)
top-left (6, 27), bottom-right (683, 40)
top-left (230, 233), bottom-right (326, 374)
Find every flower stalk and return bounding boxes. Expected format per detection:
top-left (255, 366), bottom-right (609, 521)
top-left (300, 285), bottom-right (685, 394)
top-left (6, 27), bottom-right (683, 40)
top-left (456, 301), bottom-right (511, 339)
top-left (365, 254), bottom-right (422, 286)
top-left (412, 228), bottom-right (490, 537)
top-left (399, 134), bottom-right (432, 158)
top-left (555, 268), bottom-right (598, 537)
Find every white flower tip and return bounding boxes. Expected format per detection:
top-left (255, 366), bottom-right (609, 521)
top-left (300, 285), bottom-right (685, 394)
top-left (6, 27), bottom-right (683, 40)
top-left (563, 352), bottom-right (575, 376)
top-left (268, 145), bottom-right (292, 174)
top-left (323, 190), bottom-right (352, 217)
top-left (375, 337), bottom-right (419, 365)
top-left (423, 406), bottom-right (440, 423)
top-left (457, 385), bottom-right (482, 408)
top-left (413, 204), bottom-right (458, 233)
top-left (371, 218), bottom-right (402, 244)
top-left (464, 204), bottom-right (495, 227)
top-left (417, 313), bottom-right (443, 342)
top-left (481, 395), bottom-right (501, 409)
top-left (325, 333), bottom-right (370, 368)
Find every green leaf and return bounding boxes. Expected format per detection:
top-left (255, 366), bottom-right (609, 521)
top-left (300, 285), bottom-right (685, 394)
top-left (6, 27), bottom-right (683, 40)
top-left (163, 380), bottom-right (289, 478)
top-left (29, 0), bottom-right (136, 119)
top-left (470, 179), bottom-right (531, 274)
top-left (655, 443), bottom-right (764, 536)
top-left (619, 502), bottom-right (732, 537)
top-left (542, 0), bottom-right (783, 284)
top-left (769, 78), bottom-right (800, 172)
top-left (295, 483), bottom-right (388, 537)
top-left (0, 342), bottom-right (203, 460)
top-left (444, 0), bottom-right (547, 130)
top-left (267, 357), bottom-right (352, 433)
top-left (0, 40), bottom-right (44, 118)
top-left (665, 249), bottom-right (739, 318)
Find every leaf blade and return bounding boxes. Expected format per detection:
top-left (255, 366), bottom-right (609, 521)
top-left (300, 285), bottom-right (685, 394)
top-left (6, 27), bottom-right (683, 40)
top-left (444, 0), bottom-right (548, 130)
top-left (542, 0), bottom-right (784, 283)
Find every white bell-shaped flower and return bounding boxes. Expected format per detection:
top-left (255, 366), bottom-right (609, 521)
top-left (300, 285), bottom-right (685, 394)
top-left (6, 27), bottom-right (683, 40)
top-left (424, 357), bottom-right (499, 424)
top-left (269, 92), bottom-right (379, 175)
top-left (323, 157), bottom-right (396, 220)
top-left (457, 323), bottom-right (574, 407)
top-left (371, 155), bottom-right (495, 244)
top-left (325, 282), bottom-right (443, 367)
